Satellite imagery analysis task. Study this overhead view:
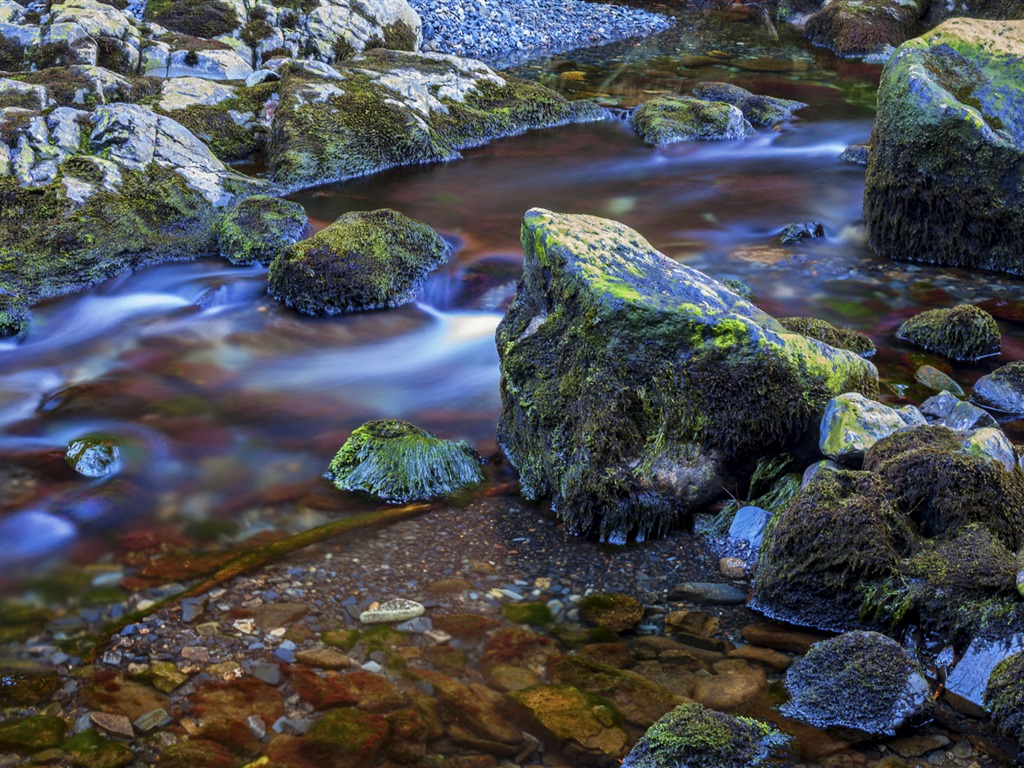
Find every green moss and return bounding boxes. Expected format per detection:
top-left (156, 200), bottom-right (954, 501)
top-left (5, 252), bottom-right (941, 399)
top-left (303, 709), bottom-right (390, 767)
top-left (779, 316), bottom-right (876, 356)
top-left (548, 655), bottom-right (680, 727)
top-left (216, 195), bottom-right (308, 265)
top-left (381, 21), bottom-right (418, 51)
top-left (324, 419), bottom-right (485, 503)
top-left (268, 208), bottom-right (449, 314)
top-left (322, 629), bottom-right (360, 651)
top-left (15, 67), bottom-right (161, 108)
top-left (503, 602), bottom-right (554, 627)
top-left (633, 96), bottom-right (751, 147)
top-left (805, 0), bottom-right (921, 55)
top-left (691, 82), bottom-right (806, 126)
top-left (240, 19), bottom-right (274, 50)
top-left (896, 304), bottom-right (1000, 361)
top-left (64, 730), bottom-right (134, 768)
top-left (145, 0), bottom-right (240, 38)
top-left (0, 715), bottom-right (66, 753)
top-left (986, 650), bottom-right (1024, 751)
top-left (720, 278), bottom-right (752, 299)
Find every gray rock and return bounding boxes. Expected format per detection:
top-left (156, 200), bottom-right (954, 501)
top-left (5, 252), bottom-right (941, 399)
top-left (946, 633), bottom-right (1024, 713)
top-left (962, 427), bottom-right (1017, 473)
top-left (668, 582), bottom-right (747, 605)
top-left (801, 459), bottom-right (842, 487)
top-left (728, 506), bottom-right (772, 551)
top-left (896, 405), bottom-right (927, 427)
top-left (915, 364), bottom-right (964, 395)
top-left (360, 598), bottom-right (425, 624)
top-left (819, 392), bottom-right (906, 466)
top-left (133, 709), bottom-right (172, 733)
top-left (245, 69), bottom-right (280, 87)
top-left (974, 361), bottom-right (1024, 414)
top-left (0, 79), bottom-right (47, 111)
top-left (164, 49), bottom-right (254, 81)
top-left (157, 77), bottom-right (237, 112)
top-left (920, 392), bottom-right (997, 431)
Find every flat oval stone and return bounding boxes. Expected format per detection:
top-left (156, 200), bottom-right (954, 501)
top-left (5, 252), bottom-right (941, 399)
top-left (359, 598), bottom-right (425, 624)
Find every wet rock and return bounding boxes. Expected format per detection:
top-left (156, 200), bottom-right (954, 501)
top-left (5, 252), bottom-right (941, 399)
top-left (576, 642), bottom-right (635, 670)
top-left (415, 669), bottom-right (521, 744)
top-left (294, 647), bottom-right (354, 669)
top-left (692, 669), bottom-right (765, 711)
top-left (383, 708), bottom-right (427, 763)
top-left (63, 728), bottom-right (134, 768)
top-left (919, 392), bottom-right (997, 431)
top-left (496, 209), bottom-right (877, 541)
top-left (805, 0), bottom-right (924, 56)
top-left (486, 664), bottom-right (543, 692)
top-left (216, 195), bottom-right (309, 266)
top-left (480, 626), bottom-right (559, 675)
top-left (66, 436), bottom-right (122, 477)
top-left (896, 305), bottom-right (1000, 361)
top-left (253, 602), bottom-right (308, 630)
top-left (89, 711), bottom-right (133, 738)
top-left (778, 316), bottom-right (875, 356)
top-left (865, 19), bottom-right (1024, 275)
top-left (778, 221), bottom-right (825, 245)
top-left (727, 644), bottom-right (792, 671)
top-left (82, 674), bottom-right (171, 721)
top-left (985, 649), bottom-right (1024, 750)
top-left (633, 96), bottom-right (752, 146)
top-left (502, 601), bottom-right (553, 627)
top-left (0, 714), bottom-right (66, 752)
top-left (506, 684), bottom-right (629, 766)
top-left (819, 392), bottom-right (906, 466)
top-left (886, 733), bottom-right (951, 757)
top-left (0, 670), bottom-right (60, 707)
top-left (159, 739), bottom-right (235, 768)
top-left (962, 426), bottom-right (1017, 472)
top-left (668, 582), bottom-right (747, 605)
top-left (359, 597), bottom-right (425, 624)
top-left (621, 702), bottom-right (787, 768)
top-left (325, 419), bottom-right (483, 503)
top-left (191, 678), bottom-right (284, 725)
top-left (577, 592), bottom-right (644, 632)
top-left (783, 631), bottom-right (932, 735)
top-left (841, 143), bottom-right (870, 165)
top-left (914, 364), bottom-right (963, 395)
top-left (302, 708), bottom-right (390, 768)
top-left (974, 361), bottom-right (1024, 414)
top-left (949, 633), bottom-right (1024, 712)
top-left (268, 209), bottom-right (449, 315)
top-left (719, 557), bottom-right (746, 578)
top-left (691, 81), bottom-right (807, 126)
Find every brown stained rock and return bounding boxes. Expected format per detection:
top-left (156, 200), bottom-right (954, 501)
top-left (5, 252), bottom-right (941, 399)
top-left (486, 664), bottom-right (543, 693)
top-left (449, 723), bottom-right (522, 757)
top-left (82, 672), bottom-right (171, 721)
top-left (191, 678), bottom-right (285, 725)
top-left (159, 739), bottom-right (235, 768)
top-left (664, 610), bottom-right (720, 637)
top-left (408, 692), bottom-right (445, 741)
top-left (335, 670), bottom-right (406, 712)
top-left (423, 644), bottom-right (468, 675)
top-left (433, 614), bottom-right (501, 646)
top-left (728, 644), bottom-right (793, 671)
top-left (631, 661), bottom-right (699, 699)
top-left (383, 709), bottom-right (427, 763)
top-left (630, 635), bottom-right (721, 667)
top-left (295, 647), bottom-right (355, 670)
top-left (194, 717), bottom-right (262, 757)
top-left (414, 669), bottom-right (521, 745)
top-left (426, 577), bottom-right (475, 594)
top-left (302, 708), bottom-right (390, 768)
top-left (287, 668), bottom-right (359, 710)
top-left (577, 593), bottom-right (645, 633)
top-left (479, 626), bottom-right (559, 676)
top-left (741, 622), bottom-right (831, 653)
top-left (253, 602), bottom-right (308, 631)
top-left (506, 685), bottom-right (628, 767)
top-left (692, 670), bottom-right (766, 712)
top-left (575, 642), bottom-right (635, 669)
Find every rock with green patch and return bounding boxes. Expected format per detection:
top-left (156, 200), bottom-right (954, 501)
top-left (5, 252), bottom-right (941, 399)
top-left (159, 739), bottom-right (235, 768)
top-left (779, 316), bottom-right (875, 356)
top-left (962, 426), bottom-right (1017, 472)
top-left (496, 209), bottom-right (878, 542)
top-left (777, 221), bottom-right (824, 244)
top-left (819, 392), bottom-right (907, 466)
top-left (305, 0), bottom-right (422, 61)
top-left (920, 391), bottom-right (997, 431)
top-left (783, 631), bottom-right (931, 734)
top-left (66, 436), bottom-right (122, 477)
top-left (896, 305), bottom-right (1000, 361)
top-left (269, 51), bottom-right (604, 190)
top-left (268, 209), bottom-right (448, 314)
top-left (64, 729), bottom-right (134, 768)
top-left (0, 290), bottom-right (28, 337)
top-left (974, 361), bottom-right (1024, 413)
top-left (864, 19), bottom-right (1024, 275)
top-left (503, 602), bottom-right (554, 627)
top-left (0, 714), bottom-right (66, 753)
top-left (578, 593), bottom-right (644, 633)
top-left (621, 702), bottom-right (788, 768)
top-left (914, 364), bottom-right (963, 395)
top-left (633, 96), bottom-right (752, 147)
top-left (985, 649), bottom-right (1024, 750)
top-left (324, 419), bottom-right (484, 503)
top-left (805, 0), bottom-right (924, 56)
top-left (216, 195), bottom-right (308, 265)
top-left (691, 81), bottom-right (807, 126)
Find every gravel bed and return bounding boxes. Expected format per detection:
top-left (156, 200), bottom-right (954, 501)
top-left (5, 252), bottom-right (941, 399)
top-left (411, 0), bottom-right (674, 68)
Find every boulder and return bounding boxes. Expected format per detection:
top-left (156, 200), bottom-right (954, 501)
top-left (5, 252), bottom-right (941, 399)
top-left (633, 96), bottom-right (751, 146)
top-left (324, 419), bottom-right (484, 503)
top-left (778, 316), bottom-right (875, 356)
top-left (496, 208), bottom-right (878, 541)
top-left (986, 649), bottom-right (1024, 748)
top-left (157, 77), bottom-right (237, 112)
top-left (216, 195), bottom-right (308, 265)
top-left (896, 305), bottom-right (1000, 361)
top-left (621, 702), bottom-right (787, 768)
top-left (783, 631), bottom-right (932, 735)
top-left (864, 19), bottom-right (1024, 275)
top-left (691, 81), bottom-right (807, 126)
top-left (267, 208), bottom-right (448, 314)
top-left (974, 361), bottom-right (1024, 414)
top-left (818, 392), bottom-right (907, 466)
top-left (164, 48), bottom-right (254, 81)
top-left (919, 391), bottom-right (997, 431)
top-left (804, 0), bottom-right (925, 56)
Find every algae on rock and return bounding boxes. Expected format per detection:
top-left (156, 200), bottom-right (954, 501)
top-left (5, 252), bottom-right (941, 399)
top-left (216, 194), bottom-right (308, 266)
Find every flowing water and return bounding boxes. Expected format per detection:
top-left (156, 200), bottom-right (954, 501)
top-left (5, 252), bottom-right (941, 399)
top-left (3, 11), bottom-right (1024, 590)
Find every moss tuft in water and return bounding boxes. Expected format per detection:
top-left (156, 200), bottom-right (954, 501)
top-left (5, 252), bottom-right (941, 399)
top-left (691, 82), bottom-right (807, 126)
top-left (779, 317), bottom-right (876, 356)
top-left (896, 304), bottom-right (1000, 361)
top-left (325, 419), bottom-right (484, 503)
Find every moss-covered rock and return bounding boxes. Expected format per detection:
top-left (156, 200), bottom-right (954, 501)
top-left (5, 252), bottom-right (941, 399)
top-left (64, 729), bottom-right (134, 768)
top-left (621, 702), bottom-right (788, 768)
top-left (144, 0), bottom-right (240, 39)
top-left (268, 209), bottom-right (448, 315)
top-left (159, 739), bottom-right (235, 768)
top-left (783, 631), bottom-right (932, 735)
top-left (632, 96), bottom-right (752, 147)
top-left (0, 670), bottom-right (60, 707)
top-left (269, 51), bottom-right (604, 190)
top-left (324, 419), bottom-right (484, 503)
top-left (778, 316), bottom-right (875, 356)
top-left (303, 708), bottom-right (390, 767)
top-left (819, 392), bottom-right (907, 466)
top-left (896, 305), bottom-right (1000, 361)
top-left (0, 714), bottom-right (66, 753)
top-left (804, 0), bottom-right (924, 56)
top-left (578, 593), bottom-right (644, 633)
top-left (974, 361), bottom-right (1024, 413)
top-left (691, 82), bottom-right (807, 126)
top-left (985, 649), bottom-right (1024, 751)
top-left (864, 19), bottom-right (1024, 275)
top-left (216, 195), bottom-right (308, 266)
top-left (496, 209), bottom-right (878, 541)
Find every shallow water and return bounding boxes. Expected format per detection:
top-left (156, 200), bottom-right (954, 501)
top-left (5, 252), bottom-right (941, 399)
top-left (2, 12), bottom-right (1024, 584)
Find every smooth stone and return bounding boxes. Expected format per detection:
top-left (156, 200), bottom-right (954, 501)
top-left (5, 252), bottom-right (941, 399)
top-left (90, 711), bottom-right (134, 738)
top-left (133, 708), bottom-right (172, 733)
top-left (360, 598), bottom-right (425, 624)
top-left (294, 648), bottom-right (353, 669)
top-left (667, 582), bottom-right (747, 605)
top-left (920, 392), bottom-right (997, 431)
top-left (915, 365), bottom-right (963, 395)
top-left (727, 505), bottom-right (772, 550)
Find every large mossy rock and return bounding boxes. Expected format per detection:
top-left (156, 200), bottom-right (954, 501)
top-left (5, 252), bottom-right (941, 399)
top-left (621, 702), bottom-right (788, 768)
top-left (496, 209), bottom-right (879, 542)
top-left (973, 361), bottom-right (1024, 413)
top-left (267, 209), bottom-right (448, 315)
top-left (324, 419), bottom-right (484, 503)
top-left (783, 631), bottom-right (932, 735)
top-left (216, 195), bottom-right (309, 266)
top-left (896, 305), bottom-right (1000, 361)
top-left (269, 50), bottom-right (604, 190)
top-left (864, 19), bottom-right (1024, 275)
top-left (985, 650), bottom-right (1024, 751)
top-left (632, 96), bottom-right (751, 147)
top-left (804, 0), bottom-right (925, 56)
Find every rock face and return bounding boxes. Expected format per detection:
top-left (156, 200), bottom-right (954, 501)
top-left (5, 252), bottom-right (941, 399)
top-left (632, 96), bottom-right (752, 147)
top-left (804, 0), bottom-right (925, 56)
top-left (268, 208), bottom-right (448, 315)
top-left (324, 419), bottom-right (484, 503)
top-left (864, 19), bottom-right (1024, 275)
top-left (496, 209), bottom-right (878, 542)
top-left (896, 305), bottom-right (1000, 361)
top-left (621, 703), bottom-right (787, 768)
top-left (783, 631), bottom-right (932, 735)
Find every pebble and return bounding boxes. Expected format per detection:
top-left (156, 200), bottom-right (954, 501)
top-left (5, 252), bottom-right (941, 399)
top-left (359, 598), bottom-right (425, 624)
top-left (252, 663), bottom-right (283, 684)
top-left (90, 711), bottom-right (135, 738)
top-left (134, 709), bottom-right (172, 733)
top-left (719, 557), bottom-right (746, 579)
top-left (247, 715), bottom-right (266, 739)
top-left (668, 582), bottom-right (747, 605)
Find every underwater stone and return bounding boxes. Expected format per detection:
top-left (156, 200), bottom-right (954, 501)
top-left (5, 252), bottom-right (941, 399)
top-left (974, 361), bottom-right (1024, 414)
top-left (496, 209), bottom-right (878, 541)
top-left (783, 631), bottom-right (931, 735)
top-left (325, 419), bottom-right (484, 503)
top-left (621, 702), bottom-right (788, 768)
top-left (896, 305), bottom-right (1000, 361)
top-left (914, 364), bottom-right (963, 395)
top-left (268, 209), bottom-right (448, 315)
top-left (633, 96), bottom-right (752, 146)
top-left (819, 392), bottom-right (906, 466)
top-left (691, 81), bottom-right (807, 126)
top-left (66, 437), bottom-right (122, 478)
top-left (216, 195), bottom-right (309, 266)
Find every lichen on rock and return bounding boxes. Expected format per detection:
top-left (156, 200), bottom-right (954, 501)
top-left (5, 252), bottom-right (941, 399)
top-left (778, 316), bottom-right (875, 356)
top-left (216, 194), bottom-right (308, 265)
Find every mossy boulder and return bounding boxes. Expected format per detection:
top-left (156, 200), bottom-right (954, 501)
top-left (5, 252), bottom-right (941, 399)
top-left (216, 195), bottom-right (308, 266)
top-left (804, 0), bottom-right (924, 56)
top-left (144, 0), bottom-right (240, 39)
top-left (783, 631), bottom-right (932, 735)
top-left (268, 209), bottom-right (449, 315)
top-left (864, 19), bottom-right (1024, 275)
top-left (632, 96), bottom-right (752, 147)
top-left (324, 419), bottom-right (484, 503)
top-left (818, 392), bottom-right (907, 466)
top-left (621, 702), bottom-right (788, 768)
top-left (0, 714), bottom-right (66, 753)
top-left (496, 209), bottom-right (878, 542)
top-left (985, 649), bottom-right (1024, 750)
top-left (974, 361), bottom-right (1024, 413)
top-left (691, 82), bottom-right (807, 126)
top-left (0, 290), bottom-right (28, 337)
top-left (778, 317), bottom-right (875, 357)
top-left (269, 51), bottom-right (604, 190)
top-left (896, 305), bottom-right (1000, 361)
